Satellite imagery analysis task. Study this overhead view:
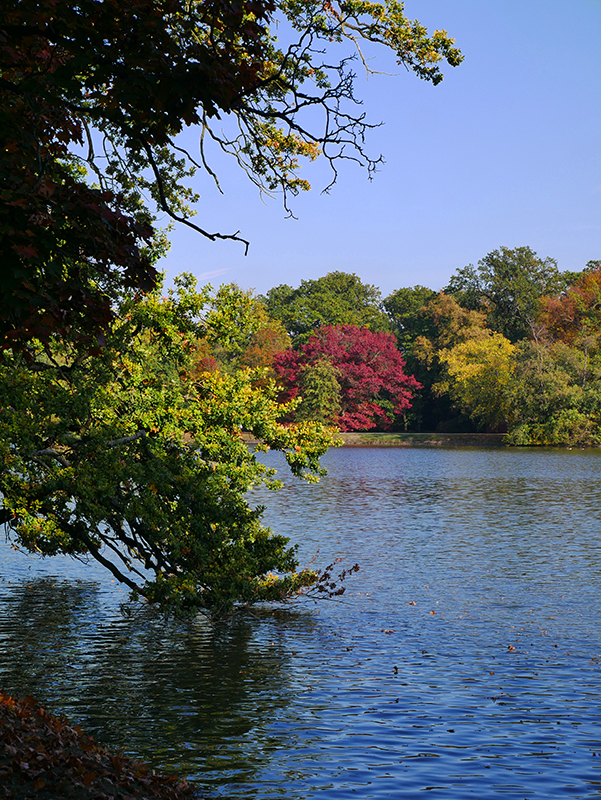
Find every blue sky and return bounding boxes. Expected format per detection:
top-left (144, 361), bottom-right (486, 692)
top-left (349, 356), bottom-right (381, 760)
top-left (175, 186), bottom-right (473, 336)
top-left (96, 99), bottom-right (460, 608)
top-left (160, 0), bottom-right (601, 299)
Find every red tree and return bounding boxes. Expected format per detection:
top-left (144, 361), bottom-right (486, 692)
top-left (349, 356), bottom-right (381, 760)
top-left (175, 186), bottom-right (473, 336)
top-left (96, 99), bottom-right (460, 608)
top-left (274, 324), bottom-right (420, 430)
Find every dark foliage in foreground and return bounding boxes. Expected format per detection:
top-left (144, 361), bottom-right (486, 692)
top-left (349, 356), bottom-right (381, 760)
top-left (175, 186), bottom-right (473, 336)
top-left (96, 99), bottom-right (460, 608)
top-left (0, 691), bottom-right (201, 799)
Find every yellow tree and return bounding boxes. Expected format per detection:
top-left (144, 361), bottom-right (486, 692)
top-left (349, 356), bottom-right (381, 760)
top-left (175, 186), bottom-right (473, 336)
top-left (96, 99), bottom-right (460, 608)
top-left (438, 333), bottom-right (515, 430)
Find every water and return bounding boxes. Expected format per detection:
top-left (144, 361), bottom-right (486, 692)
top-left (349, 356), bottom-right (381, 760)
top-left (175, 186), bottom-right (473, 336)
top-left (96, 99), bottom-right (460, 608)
top-left (2, 447), bottom-right (601, 798)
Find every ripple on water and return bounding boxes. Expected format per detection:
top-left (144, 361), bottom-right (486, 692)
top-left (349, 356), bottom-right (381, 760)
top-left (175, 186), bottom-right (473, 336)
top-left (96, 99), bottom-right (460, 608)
top-left (2, 447), bottom-right (601, 797)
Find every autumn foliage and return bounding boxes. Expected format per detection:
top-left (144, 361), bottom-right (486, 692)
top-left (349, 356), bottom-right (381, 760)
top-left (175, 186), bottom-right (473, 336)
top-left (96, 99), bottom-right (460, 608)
top-left (274, 324), bottom-right (420, 430)
top-left (0, 691), bottom-right (199, 799)
top-left (541, 264), bottom-right (601, 343)
top-left (0, 0), bottom-right (164, 350)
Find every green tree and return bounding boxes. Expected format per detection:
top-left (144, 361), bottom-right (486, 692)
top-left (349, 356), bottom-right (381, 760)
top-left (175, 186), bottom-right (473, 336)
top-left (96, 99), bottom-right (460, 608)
top-left (1, 0), bottom-right (461, 613)
top-left (190, 285), bottom-right (291, 380)
top-left (505, 339), bottom-right (601, 446)
top-left (1, 0), bottom-right (462, 351)
top-left (296, 359), bottom-right (342, 424)
top-left (400, 292), bottom-right (489, 431)
top-left (383, 285), bottom-right (437, 354)
top-left (194, 284), bottom-right (289, 373)
top-left (0, 275), bottom-right (341, 617)
top-left (263, 272), bottom-right (389, 344)
top-left (445, 246), bottom-right (569, 342)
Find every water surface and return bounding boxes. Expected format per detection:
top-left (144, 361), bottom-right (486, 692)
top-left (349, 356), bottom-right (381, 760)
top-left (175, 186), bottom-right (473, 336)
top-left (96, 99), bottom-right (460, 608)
top-left (1, 447), bottom-right (601, 798)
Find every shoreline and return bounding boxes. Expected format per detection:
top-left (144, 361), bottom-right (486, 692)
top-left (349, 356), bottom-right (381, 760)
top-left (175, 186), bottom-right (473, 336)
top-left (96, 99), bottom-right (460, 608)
top-left (242, 432), bottom-right (507, 447)
top-left (0, 691), bottom-right (200, 799)
top-left (335, 432), bottom-right (507, 447)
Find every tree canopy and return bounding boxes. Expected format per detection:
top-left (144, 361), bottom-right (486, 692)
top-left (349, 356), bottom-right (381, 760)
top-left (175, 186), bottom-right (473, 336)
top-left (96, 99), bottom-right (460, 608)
top-left (274, 324), bottom-right (419, 430)
top-left (257, 250), bottom-right (601, 443)
top-left (0, 275), bottom-right (345, 617)
top-left (381, 256), bottom-right (601, 443)
top-left (383, 285), bottom-right (437, 354)
top-left (541, 262), bottom-right (601, 345)
top-left (263, 272), bottom-right (389, 343)
top-left (438, 333), bottom-right (515, 431)
top-left (1, 0), bottom-right (462, 351)
top-left (445, 246), bottom-right (569, 342)
top-left (504, 339), bottom-right (601, 447)
top-left (395, 292), bottom-right (488, 431)
top-left (188, 283), bottom-right (290, 376)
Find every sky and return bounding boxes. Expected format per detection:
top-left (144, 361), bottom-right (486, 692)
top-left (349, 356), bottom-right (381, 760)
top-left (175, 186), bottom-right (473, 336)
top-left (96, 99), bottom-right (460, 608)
top-left (159, 0), bottom-right (601, 299)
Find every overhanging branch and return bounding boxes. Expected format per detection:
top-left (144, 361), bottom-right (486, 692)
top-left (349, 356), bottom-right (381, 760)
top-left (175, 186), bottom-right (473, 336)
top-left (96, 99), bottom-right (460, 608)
top-left (27, 448), bottom-right (69, 467)
top-left (107, 431), bottom-right (147, 447)
top-left (142, 141), bottom-right (250, 255)
top-left (70, 523), bottom-right (147, 596)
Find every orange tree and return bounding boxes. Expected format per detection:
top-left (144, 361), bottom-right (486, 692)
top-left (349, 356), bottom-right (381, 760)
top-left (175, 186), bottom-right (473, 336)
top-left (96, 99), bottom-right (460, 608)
top-left (541, 261), bottom-right (601, 345)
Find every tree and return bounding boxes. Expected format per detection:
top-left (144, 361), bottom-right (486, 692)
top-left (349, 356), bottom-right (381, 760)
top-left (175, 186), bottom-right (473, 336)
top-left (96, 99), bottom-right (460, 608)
top-left (1, 0), bottom-right (462, 351)
top-left (263, 272), bottom-right (389, 344)
top-left (240, 319), bottom-right (291, 372)
top-left (399, 292), bottom-right (489, 431)
top-left (541, 261), bottom-right (601, 345)
top-left (445, 246), bottom-right (569, 342)
top-left (383, 285), bottom-right (437, 354)
top-left (1, 0), bottom-right (460, 614)
top-left (274, 324), bottom-right (420, 430)
top-left (0, 275), bottom-right (344, 617)
top-left (438, 333), bottom-right (515, 430)
top-left (188, 283), bottom-right (290, 376)
top-left (187, 284), bottom-right (290, 382)
top-left (411, 292), bottom-right (488, 357)
top-left (505, 339), bottom-right (601, 446)
top-left (296, 359), bottom-right (342, 424)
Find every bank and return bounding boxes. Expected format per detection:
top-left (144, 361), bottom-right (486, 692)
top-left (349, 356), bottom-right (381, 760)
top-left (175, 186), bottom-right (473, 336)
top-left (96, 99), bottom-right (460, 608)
top-left (0, 692), bottom-right (201, 799)
top-left (336, 432), bottom-right (506, 447)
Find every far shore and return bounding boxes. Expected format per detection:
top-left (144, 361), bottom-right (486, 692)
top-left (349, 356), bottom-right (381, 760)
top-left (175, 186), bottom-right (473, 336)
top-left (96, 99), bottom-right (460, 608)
top-left (242, 432), bottom-right (506, 447)
top-left (335, 432), bottom-right (506, 447)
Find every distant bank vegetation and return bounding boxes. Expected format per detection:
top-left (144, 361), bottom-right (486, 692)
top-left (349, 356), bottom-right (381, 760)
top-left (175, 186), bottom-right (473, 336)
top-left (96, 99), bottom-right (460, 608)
top-left (198, 248), bottom-right (601, 446)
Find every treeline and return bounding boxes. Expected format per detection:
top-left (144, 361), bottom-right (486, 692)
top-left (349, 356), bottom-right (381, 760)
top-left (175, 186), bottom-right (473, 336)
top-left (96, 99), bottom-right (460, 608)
top-left (195, 246), bottom-right (601, 445)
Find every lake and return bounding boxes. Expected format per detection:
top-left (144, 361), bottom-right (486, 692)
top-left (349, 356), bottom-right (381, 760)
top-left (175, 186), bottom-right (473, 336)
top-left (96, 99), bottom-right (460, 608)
top-left (1, 446), bottom-right (601, 798)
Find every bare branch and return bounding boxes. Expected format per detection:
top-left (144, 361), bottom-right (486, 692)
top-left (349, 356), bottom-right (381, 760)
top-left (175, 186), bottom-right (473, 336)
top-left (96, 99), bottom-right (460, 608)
top-left (96, 531), bottom-right (149, 581)
top-left (80, 118), bottom-right (107, 190)
top-left (199, 117), bottom-right (224, 194)
top-left (166, 136), bottom-right (203, 172)
top-left (71, 523), bottom-right (146, 596)
top-left (141, 141), bottom-right (250, 255)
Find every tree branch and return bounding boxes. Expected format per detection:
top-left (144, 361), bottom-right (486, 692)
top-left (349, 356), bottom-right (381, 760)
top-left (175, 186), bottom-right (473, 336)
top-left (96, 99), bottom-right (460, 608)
top-left (70, 523), bottom-right (147, 597)
top-left (141, 141), bottom-right (250, 255)
top-left (27, 448), bottom-right (69, 467)
top-left (107, 431), bottom-right (147, 447)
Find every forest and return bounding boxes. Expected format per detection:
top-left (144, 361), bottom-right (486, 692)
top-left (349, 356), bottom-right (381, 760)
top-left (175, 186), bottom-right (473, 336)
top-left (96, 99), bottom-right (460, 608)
top-left (206, 246), bottom-right (601, 447)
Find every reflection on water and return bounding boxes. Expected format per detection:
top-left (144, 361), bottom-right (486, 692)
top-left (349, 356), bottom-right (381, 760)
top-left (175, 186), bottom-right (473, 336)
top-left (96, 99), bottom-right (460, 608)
top-left (0, 574), bottom-right (301, 785)
top-left (2, 447), bottom-right (601, 798)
